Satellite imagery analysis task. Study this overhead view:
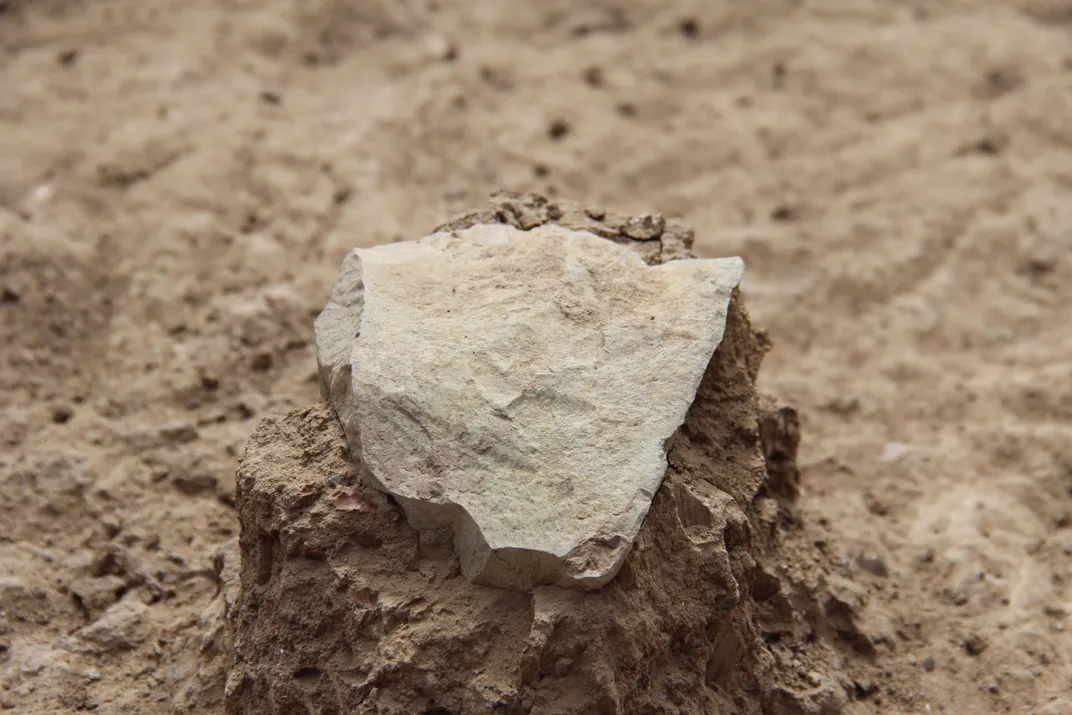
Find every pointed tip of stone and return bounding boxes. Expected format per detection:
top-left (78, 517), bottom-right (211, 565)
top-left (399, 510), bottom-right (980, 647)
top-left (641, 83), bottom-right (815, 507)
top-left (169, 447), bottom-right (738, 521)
top-left (315, 223), bottom-right (745, 590)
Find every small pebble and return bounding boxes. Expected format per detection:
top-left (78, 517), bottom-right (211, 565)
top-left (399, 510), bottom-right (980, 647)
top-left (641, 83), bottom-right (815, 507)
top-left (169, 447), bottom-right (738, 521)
top-left (582, 66), bottom-right (603, 88)
top-left (879, 440), bottom-right (911, 463)
top-left (32, 548), bottom-right (54, 563)
top-left (622, 213), bottom-right (665, 240)
top-left (547, 119), bottom-right (570, 141)
top-left (678, 17), bottom-right (699, 39)
top-left (326, 473), bottom-right (352, 488)
top-left (159, 420), bottom-right (198, 444)
top-left (770, 204), bottom-right (797, 222)
top-left (963, 632), bottom-right (988, 656)
top-left (922, 654), bottom-right (935, 671)
top-left (422, 34), bottom-right (456, 61)
top-left (863, 491), bottom-right (890, 516)
top-left (100, 515), bottom-right (122, 539)
top-left (1035, 698), bottom-right (1070, 715)
top-left (857, 553), bottom-right (889, 578)
top-left (251, 352), bottom-right (274, 371)
top-left (50, 405), bottom-right (73, 424)
top-left (1053, 509), bottom-right (1071, 529)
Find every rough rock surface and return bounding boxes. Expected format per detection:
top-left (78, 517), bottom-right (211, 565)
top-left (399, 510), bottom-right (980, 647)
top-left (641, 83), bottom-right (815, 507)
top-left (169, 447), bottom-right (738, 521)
top-left (169, 540), bottom-right (241, 713)
top-left (224, 196), bottom-right (847, 715)
top-left (315, 222), bottom-right (744, 589)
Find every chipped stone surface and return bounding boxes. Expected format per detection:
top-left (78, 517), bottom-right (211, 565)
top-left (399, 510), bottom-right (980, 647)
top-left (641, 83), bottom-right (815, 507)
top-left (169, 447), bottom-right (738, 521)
top-left (316, 223), bottom-right (743, 589)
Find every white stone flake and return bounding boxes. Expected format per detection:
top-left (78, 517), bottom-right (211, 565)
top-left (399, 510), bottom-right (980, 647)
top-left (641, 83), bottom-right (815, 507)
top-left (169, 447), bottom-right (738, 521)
top-left (315, 223), bottom-right (743, 590)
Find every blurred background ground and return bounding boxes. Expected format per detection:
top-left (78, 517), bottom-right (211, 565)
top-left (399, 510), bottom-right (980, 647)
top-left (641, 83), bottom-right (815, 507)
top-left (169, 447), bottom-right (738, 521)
top-left (1, 1), bottom-right (1070, 712)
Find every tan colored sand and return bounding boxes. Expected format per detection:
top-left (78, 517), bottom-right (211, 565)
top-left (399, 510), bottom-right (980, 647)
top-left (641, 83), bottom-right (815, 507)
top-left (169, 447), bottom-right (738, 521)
top-left (1, 1), bottom-right (1070, 713)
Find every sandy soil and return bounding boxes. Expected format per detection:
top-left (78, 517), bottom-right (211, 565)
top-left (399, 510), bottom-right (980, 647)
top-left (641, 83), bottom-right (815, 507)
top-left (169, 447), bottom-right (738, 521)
top-left (1, 1), bottom-right (1070, 713)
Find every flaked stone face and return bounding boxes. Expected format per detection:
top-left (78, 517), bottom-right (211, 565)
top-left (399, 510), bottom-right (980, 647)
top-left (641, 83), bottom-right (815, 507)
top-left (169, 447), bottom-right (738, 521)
top-left (315, 223), bottom-right (743, 590)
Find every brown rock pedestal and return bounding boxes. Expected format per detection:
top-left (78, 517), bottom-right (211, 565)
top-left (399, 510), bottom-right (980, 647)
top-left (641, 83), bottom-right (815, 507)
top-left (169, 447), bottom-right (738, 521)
top-left (223, 194), bottom-right (828, 715)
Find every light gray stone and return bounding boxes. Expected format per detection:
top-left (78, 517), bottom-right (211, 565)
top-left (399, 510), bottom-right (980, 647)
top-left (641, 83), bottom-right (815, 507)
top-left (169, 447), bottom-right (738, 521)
top-left (315, 223), bottom-right (743, 590)
top-left (76, 598), bottom-right (148, 651)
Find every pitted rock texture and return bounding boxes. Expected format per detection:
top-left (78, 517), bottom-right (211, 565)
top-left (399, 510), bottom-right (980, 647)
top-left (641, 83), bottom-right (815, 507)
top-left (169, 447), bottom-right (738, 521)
top-left (315, 222), bottom-right (744, 590)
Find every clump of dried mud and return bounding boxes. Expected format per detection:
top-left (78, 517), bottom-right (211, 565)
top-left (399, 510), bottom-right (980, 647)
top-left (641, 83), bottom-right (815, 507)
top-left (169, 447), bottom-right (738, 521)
top-left (210, 195), bottom-right (853, 715)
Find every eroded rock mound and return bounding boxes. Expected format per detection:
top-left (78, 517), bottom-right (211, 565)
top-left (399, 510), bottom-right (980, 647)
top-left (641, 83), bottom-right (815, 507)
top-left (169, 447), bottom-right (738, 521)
top-left (315, 222), bottom-right (744, 590)
top-left (222, 194), bottom-right (847, 715)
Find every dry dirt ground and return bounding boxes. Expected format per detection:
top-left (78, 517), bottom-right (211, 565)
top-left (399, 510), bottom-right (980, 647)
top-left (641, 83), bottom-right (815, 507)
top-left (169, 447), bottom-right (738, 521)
top-left (1, 1), bottom-right (1071, 713)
